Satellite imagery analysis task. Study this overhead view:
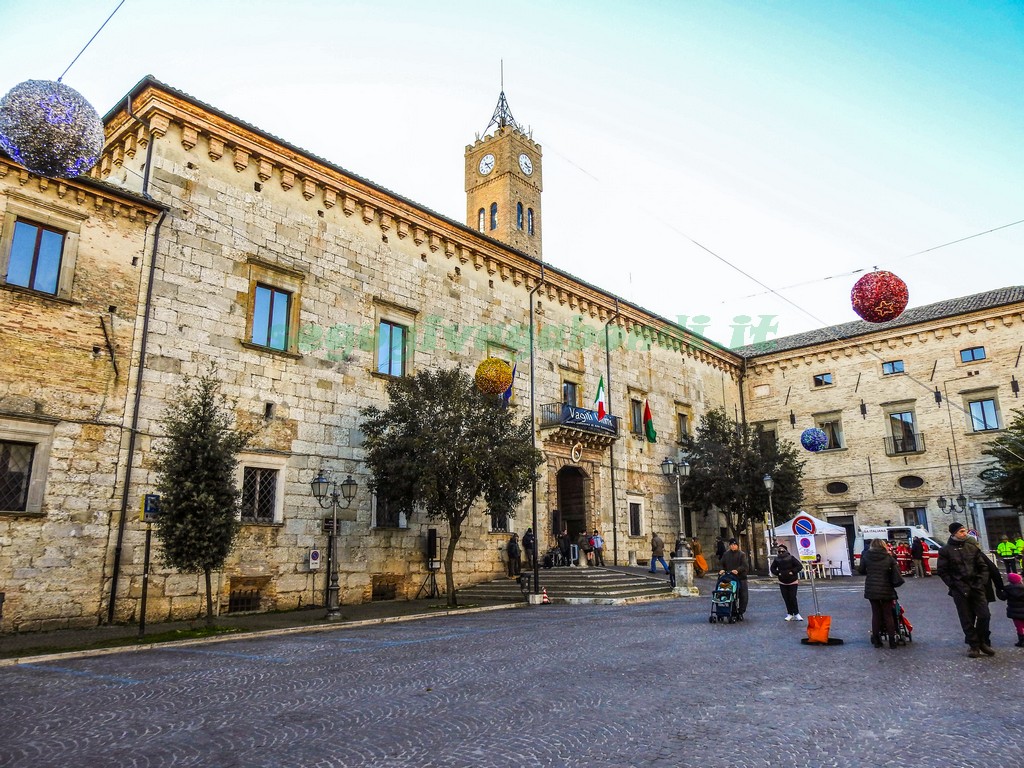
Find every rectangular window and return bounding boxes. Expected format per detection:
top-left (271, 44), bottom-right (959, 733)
top-left (240, 466), bottom-right (278, 523)
top-left (490, 508), bottom-right (509, 533)
top-left (630, 399), bottom-right (644, 436)
top-left (960, 347), bottom-right (986, 363)
top-left (0, 440), bottom-right (34, 512)
top-left (887, 411), bottom-right (919, 453)
top-left (813, 373), bottom-right (833, 387)
top-left (815, 415), bottom-right (844, 450)
top-left (677, 412), bottom-right (690, 441)
top-left (757, 425), bottom-right (778, 454)
top-left (7, 220), bottom-right (65, 295)
top-left (562, 381), bottom-right (578, 407)
top-left (251, 284), bottom-right (291, 350)
top-left (882, 360), bottom-right (905, 375)
top-left (903, 507), bottom-right (927, 528)
top-left (376, 494), bottom-right (401, 528)
top-left (377, 321), bottom-right (407, 376)
top-left (629, 501), bottom-right (642, 536)
top-left (968, 398), bottom-right (999, 431)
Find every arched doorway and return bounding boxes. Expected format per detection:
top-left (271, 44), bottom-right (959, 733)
top-left (556, 466), bottom-right (588, 539)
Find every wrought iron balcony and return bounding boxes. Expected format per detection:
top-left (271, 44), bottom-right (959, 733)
top-left (884, 433), bottom-right (925, 455)
top-left (539, 402), bottom-right (619, 436)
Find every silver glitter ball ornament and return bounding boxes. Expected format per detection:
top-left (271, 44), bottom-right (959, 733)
top-left (0, 79), bottom-right (104, 178)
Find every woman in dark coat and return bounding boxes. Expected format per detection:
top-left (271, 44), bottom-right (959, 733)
top-left (770, 544), bottom-right (803, 621)
top-left (859, 538), bottom-right (905, 648)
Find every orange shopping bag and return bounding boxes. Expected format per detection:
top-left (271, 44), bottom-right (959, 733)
top-left (806, 614), bottom-right (831, 644)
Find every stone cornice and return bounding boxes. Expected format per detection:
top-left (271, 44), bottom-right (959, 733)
top-left (746, 306), bottom-right (1024, 375)
top-left (0, 161), bottom-right (162, 225)
top-left (98, 82), bottom-right (740, 375)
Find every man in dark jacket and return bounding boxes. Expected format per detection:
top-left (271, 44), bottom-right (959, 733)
top-left (937, 522), bottom-right (1005, 657)
top-left (719, 539), bottom-right (750, 618)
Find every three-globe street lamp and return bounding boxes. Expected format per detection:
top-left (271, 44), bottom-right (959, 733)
top-left (311, 472), bottom-right (358, 620)
top-left (660, 454), bottom-right (691, 541)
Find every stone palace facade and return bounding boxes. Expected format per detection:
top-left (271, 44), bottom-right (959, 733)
top-left (0, 76), bottom-right (1020, 631)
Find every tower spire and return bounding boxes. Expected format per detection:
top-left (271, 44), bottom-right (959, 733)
top-left (484, 60), bottom-right (524, 135)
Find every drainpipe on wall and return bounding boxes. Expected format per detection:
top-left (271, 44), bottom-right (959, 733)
top-left (528, 266), bottom-right (545, 595)
top-left (605, 300), bottom-right (621, 565)
top-left (106, 96), bottom-right (165, 624)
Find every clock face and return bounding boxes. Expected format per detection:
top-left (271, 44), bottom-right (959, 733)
top-left (478, 154), bottom-right (495, 175)
top-left (518, 153), bottom-right (533, 175)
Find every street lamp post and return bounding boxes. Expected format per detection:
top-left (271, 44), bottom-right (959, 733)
top-left (660, 454), bottom-right (691, 540)
top-left (937, 493), bottom-right (972, 532)
top-left (763, 474), bottom-right (776, 553)
top-left (311, 472), bottom-right (358, 620)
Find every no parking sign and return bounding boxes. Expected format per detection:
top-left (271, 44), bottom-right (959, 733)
top-left (796, 534), bottom-right (817, 562)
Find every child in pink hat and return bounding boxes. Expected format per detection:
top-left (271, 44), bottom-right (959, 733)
top-left (1005, 572), bottom-right (1024, 647)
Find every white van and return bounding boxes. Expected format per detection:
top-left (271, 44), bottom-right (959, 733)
top-left (852, 525), bottom-right (944, 572)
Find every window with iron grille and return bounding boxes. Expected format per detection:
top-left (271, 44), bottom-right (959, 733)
top-left (374, 493), bottom-right (402, 528)
top-left (0, 440), bottom-right (34, 512)
top-left (240, 466), bottom-right (277, 523)
top-left (490, 508), bottom-right (509, 532)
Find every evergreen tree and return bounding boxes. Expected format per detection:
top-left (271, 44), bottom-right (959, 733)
top-left (361, 367), bottom-right (543, 607)
top-left (980, 407), bottom-right (1024, 510)
top-left (681, 407), bottom-right (804, 569)
top-left (154, 370), bottom-right (254, 626)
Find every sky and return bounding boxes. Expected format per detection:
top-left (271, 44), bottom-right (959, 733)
top-left (1, 0), bottom-right (1022, 347)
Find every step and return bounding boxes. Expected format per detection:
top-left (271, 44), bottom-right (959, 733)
top-left (458, 567), bottom-right (676, 605)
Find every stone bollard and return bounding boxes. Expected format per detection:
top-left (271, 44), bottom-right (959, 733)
top-left (671, 555), bottom-right (699, 596)
top-left (628, 551), bottom-right (638, 567)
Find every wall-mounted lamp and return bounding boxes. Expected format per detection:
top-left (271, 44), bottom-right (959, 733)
top-left (789, 410), bottom-right (796, 428)
top-left (859, 400), bottom-right (867, 419)
top-left (934, 387), bottom-right (942, 405)
top-left (1012, 376), bottom-right (1020, 397)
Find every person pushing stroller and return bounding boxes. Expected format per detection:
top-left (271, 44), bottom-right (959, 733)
top-left (719, 539), bottom-right (750, 620)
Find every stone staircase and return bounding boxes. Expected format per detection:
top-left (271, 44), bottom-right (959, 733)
top-left (457, 567), bottom-right (675, 605)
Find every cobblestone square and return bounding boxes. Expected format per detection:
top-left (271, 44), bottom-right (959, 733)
top-left (0, 576), bottom-right (1020, 767)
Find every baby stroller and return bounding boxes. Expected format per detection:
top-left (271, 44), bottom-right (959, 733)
top-left (709, 573), bottom-right (741, 624)
top-left (892, 594), bottom-right (913, 645)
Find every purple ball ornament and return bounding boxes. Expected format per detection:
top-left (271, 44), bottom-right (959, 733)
top-left (800, 427), bottom-right (829, 452)
top-left (0, 80), bottom-right (104, 178)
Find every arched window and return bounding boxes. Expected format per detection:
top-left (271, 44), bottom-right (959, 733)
top-left (489, 202), bottom-right (498, 230)
top-left (477, 208), bottom-right (485, 232)
top-left (527, 208), bottom-right (534, 235)
top-left (516, 202), bottom-right (523, 230)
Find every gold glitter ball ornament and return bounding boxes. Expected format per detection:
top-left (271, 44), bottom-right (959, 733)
top-left (474, 358), bottom-right (513, 395)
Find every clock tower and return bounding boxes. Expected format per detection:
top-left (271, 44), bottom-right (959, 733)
top-left (465, 90), bottom-right (543, 260)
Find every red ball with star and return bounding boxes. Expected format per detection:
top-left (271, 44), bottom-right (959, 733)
top-left (851, 270), bottom-right (909, 324)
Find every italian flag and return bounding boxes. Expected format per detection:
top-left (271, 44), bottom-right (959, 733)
top-left (644, 399), bottom-right (657, 443)
top-left (594, 376), bottom-right (607, 420)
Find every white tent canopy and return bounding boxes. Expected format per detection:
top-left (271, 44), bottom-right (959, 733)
top-left (770, 512), bottom-right (852, 576)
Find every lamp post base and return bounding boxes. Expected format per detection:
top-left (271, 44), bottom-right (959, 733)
top-left (325, 585), bottom-right (342, 620)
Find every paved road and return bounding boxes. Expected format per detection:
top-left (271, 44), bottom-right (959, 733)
top-left (1, 575), bottom-right (1020, 767)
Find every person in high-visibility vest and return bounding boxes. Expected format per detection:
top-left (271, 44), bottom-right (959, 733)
top-left (1014, 535), bottom-right (1024, 572)
top-left (997, 535), bottom-right (1018, 575)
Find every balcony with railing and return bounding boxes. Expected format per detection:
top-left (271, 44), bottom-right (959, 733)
top-left (884, 433), bottom-right (925, 455)
top-left (539, 402), bottom-right (619, 437)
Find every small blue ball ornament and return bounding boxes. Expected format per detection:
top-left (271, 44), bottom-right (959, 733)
top-left (0, 79), bottom-right (103, 178)
top-left (800, 427), bottom-right (829, 452)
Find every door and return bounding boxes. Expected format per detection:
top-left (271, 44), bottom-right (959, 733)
top-left (556, 466), bottom-right (587, 540)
